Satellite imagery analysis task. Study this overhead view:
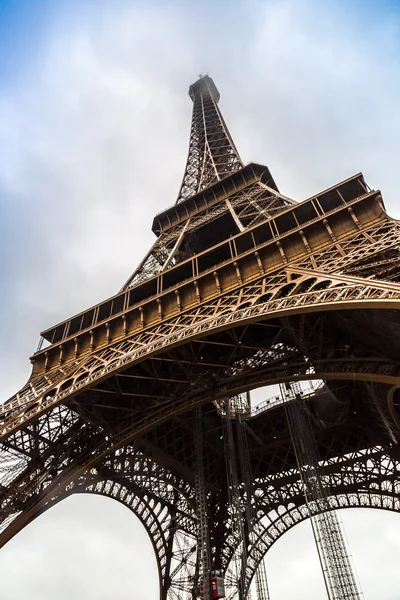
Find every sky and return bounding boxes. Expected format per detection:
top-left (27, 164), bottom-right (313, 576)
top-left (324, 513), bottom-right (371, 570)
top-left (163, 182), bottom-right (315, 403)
top-left (1, 0), bottom-right (400, 598)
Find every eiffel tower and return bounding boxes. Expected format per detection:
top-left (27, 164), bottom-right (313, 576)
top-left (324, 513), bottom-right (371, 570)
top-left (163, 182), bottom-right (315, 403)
top-left (1, 74), bottom-right (400, 600)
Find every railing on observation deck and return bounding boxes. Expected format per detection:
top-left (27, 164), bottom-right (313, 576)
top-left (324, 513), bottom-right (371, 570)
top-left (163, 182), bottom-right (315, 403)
top-left (249, 381), bottom-right (324, 418)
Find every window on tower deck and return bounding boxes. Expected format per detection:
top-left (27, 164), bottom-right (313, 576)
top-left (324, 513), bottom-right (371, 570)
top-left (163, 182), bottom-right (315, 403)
top-left (176, 211), bottom-right (239, 262)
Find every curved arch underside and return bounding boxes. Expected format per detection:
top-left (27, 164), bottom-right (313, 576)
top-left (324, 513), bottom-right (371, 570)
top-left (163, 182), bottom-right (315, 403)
top-left (3, 217), bottom-right (400, 441)
top-left (241, 446), bottom-right (400, 595)
top-left (2, 434), bottom-right (400, 599)
top-left (3, 294), bottom-right (400, 571)
top-left (4, 300), bottom-right (400, 453)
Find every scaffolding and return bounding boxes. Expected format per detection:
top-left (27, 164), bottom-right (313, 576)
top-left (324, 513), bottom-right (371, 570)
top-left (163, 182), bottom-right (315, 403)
top-left (222, 395), bottom-right (270, 600)
top-left (281, 382), bottom-right (363, 600)
top-left (222, 399), bottom-right (248, 599)
top-left (236, 410), bottom-right (270, 600)
top-left (194, 407), bottom-right (211, 600)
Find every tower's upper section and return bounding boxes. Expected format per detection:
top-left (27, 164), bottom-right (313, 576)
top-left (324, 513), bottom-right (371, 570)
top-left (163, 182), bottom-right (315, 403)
top-left (188, 75), bottom-right (220, 103)
top-left (176, 75), bottom-right (243, 204)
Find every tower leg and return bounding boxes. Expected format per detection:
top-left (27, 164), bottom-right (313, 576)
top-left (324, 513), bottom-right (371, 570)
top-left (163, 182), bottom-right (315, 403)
top-left (222, 395), bottom-right (270, 600)
top-left (194, 407), bottom-right (211, 600)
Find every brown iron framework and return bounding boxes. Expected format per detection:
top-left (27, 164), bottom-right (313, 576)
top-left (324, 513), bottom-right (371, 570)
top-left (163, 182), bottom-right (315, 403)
top-left (1, 75), bottom-right (400, 598)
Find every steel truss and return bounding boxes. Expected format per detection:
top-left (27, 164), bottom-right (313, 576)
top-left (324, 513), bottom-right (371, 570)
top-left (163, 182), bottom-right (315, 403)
top-left (194, 407), bottom-right (211, 600)
top-left (1, 75), bottom-right (400, 600)
top-left (221, 395), bottom-right (270, 600)
top-left (282, 382), bottom-right (362, 599)
top-left (241, 445), bottom-right (400, 595)
top-left (176, 75), bottom-right (243, 204)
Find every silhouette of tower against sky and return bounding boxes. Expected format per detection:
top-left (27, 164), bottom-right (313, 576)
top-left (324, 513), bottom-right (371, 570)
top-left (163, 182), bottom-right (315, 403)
top-left (2, 75), bottom-right (400, 599)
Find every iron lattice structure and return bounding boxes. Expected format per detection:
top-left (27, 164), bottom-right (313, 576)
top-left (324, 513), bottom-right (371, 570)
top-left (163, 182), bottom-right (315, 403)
top-left (1, 75), bottom-right (400, 599)
top-left (282, 381), bottom-right (362, 599)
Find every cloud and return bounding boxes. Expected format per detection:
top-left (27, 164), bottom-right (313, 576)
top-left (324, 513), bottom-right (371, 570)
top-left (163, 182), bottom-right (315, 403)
top-left (0, 495), bottom-right (159, 600)
top-left (266, 508), bottom-right (400, 600)
top-left (1, 0), bottom-right (400, 598)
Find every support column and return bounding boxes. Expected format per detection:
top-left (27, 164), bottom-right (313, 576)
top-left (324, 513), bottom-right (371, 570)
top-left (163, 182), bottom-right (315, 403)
top-left (236, 407), bottom-right (270, 600)
top-left (223, 394), bottom-right (270, 600)
top-left (194, 407), bottom-right (211, 600)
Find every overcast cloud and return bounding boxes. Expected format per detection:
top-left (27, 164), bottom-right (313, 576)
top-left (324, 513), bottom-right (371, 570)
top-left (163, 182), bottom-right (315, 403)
top-left (1, 0), bottom-right (400, 598)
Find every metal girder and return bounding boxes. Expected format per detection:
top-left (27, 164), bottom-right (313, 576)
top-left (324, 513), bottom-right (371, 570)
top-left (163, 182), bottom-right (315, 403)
top-left (2, 75), bottom-right (400, 600)
top-left (242, 445), bottom-right (400, 596)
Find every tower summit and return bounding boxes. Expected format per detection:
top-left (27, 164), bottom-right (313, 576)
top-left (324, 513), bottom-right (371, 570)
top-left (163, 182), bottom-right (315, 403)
top-left (1, 76), bottom-right (400, 600)
top-left (177, 74), bottom-right (243, 203)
